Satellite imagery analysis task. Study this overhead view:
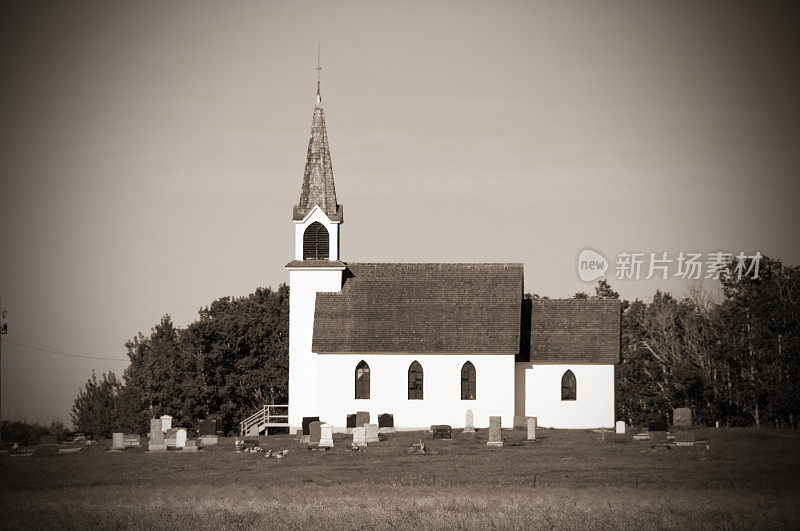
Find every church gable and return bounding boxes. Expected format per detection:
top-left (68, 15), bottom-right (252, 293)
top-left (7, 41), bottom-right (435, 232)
top-left (527, 299), bottom-right (621, 364)
top-left (312, 263), bottom-right (523, 354)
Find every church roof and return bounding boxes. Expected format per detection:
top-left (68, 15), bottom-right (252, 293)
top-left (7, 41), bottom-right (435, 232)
top-left (292, 96), bottom-right (343, 222)
top-left (312, 263), bottom-right (524, 354)
top-left (527, 299), bottom-right (621, 364)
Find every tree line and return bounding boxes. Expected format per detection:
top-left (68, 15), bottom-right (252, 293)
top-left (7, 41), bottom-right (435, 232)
top-left (71, 256), bottom-right (799, 436)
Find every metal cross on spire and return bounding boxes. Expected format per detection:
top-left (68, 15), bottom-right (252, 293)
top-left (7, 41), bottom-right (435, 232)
top-left (316, 42), bottom-right (322, 103)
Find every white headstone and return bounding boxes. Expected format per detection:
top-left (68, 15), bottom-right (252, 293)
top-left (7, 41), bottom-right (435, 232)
top-left (319, 423), bottom-right (334, 448)
top-left (615, 420), bottom-right (625, 434)
top-left (175, 428), bottom-right (187, 448)
top-left (353, 426), bottom-right (367, 446)
top-left (365, 424), bottom-right (379, 443)
top-left (526, 417), bottom-right (536, 440)
top-left (464, 409), bottom-right (475, 433)
top-left (160, 415), bottom-right (172, 432)
top-left (112, 432), bottom-right (124, 450)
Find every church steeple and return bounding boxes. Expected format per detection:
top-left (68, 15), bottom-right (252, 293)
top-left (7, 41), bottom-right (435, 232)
top-left (293, 48), bottom-right (342, 223)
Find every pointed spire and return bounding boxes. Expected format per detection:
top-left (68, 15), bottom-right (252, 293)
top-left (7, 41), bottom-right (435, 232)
top-left (293, 51), bottom-right (342, 222)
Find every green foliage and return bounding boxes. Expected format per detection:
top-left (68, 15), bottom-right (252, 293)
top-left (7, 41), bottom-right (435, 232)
top-left (70, 371), bottom-right (123, 437)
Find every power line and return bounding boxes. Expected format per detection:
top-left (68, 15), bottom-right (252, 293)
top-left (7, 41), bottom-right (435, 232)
top-left (2, 297), bottom-right (121, 351)
top-left (3, 338), bottom-right (129, 362)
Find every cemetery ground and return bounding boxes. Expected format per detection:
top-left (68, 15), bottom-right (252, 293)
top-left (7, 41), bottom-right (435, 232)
top-left (1, 428), bottom-right (799, 529)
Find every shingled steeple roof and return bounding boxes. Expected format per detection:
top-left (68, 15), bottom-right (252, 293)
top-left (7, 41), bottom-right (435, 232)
top-left (292, 87), bottom-right (343, 222)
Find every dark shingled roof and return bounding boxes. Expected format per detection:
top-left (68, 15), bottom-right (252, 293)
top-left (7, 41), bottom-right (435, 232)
top-left (312, 263), bottom-right (523, 354)
top-left (527, 299), bottom-right (621, 364)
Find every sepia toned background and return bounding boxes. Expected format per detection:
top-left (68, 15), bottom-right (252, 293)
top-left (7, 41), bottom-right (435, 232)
top-left (1, 0), bottom-right (798, 423)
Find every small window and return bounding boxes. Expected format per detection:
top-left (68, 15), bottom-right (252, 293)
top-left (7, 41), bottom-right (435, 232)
top-left (355, 360), bottom-right (370, 399)
top-left (408, 361), bottom-right (423, 400)
top-left (303, 221), bottom-right (329, 259)
top-left (561, 370), bottom-right (576, 401)
top-left (461, 361), bottom-right (476, 400)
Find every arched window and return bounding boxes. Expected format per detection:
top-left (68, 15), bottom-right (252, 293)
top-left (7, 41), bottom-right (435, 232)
top-left (561, 370), bottom-right (576, 401)
top-left (408, 361), bottom-right (423, 400)
top-left (355, 360), bottom-right (370, 399)
top-left (461, 361), bottom-right (476, 400)
top-left (303, 221), bottom-right (329, 259)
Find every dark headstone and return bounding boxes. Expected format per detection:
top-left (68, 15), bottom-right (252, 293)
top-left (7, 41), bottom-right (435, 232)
top-left (302, 416), bottom-right (320, 436)
top-left (40, 434), bottom-right (58, 445)
top-left (648, 420), bottom-right (668, 432)
top-left (378, 414), bottom-right (394, 428)
top-left (198, 419), bottom-right (217, 436)
top-left (431, 425), bottom-right (452, 439)
top-left (309, 421), bottom-right (322, 445)
top-left (346, 414), bottom-right (357, 428)
top-left (356, 411), bottom-right (370, 427)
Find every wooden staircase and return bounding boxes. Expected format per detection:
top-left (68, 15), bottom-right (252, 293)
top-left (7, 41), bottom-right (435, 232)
top-left (240, 404), bottom-right (289, 436)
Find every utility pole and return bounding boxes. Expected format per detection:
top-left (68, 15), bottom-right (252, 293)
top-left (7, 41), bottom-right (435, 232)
top-left (0, 297), bottom-right (6, 442)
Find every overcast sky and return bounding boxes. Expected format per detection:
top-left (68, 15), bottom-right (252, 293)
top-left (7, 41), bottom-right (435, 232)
top-left (1, 0), bottom-right (798, 424)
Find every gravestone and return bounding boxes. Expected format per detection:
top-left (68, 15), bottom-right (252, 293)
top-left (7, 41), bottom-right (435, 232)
top-left (356, 411), bottom-right (370, 427)
top-left (149, 419), bottom-right (166, 451)
top-left (199, 435), bottom-right (218, 446)
top-left (164, 428), bottom-right (178, 448)
top-left (123, 434), bottom-right (141, 447)
top-left (526, 417), bottom-right (537, 440)
top-left (160, 415), bottom-right (172, 432)
top-left (182, 438), bottom-right (198, 452)
top-left (487, 416), bottom-right (503, 446)
top-left (309, 421), bottom-right (322, 446)
top-left (302, 417), bottom-right (320, 436)
top-left (674, 431), bottom-right (695, 447)
top-left (648, 420), bottom-right (668, 432)
top-left (175, 428), bottom-right (187, 448)
top-left (378, 414), bottom-right (394, 433)
top-left (513, 416), bottom-right (527, 430)
top-left (365, 424), bottom-right (379, 443)
top-left (431, 425), bottom-right (452, 439)
top-left (353, 426), bottom-right (367, 447)
top-left (346, 414), bottom-right (357, 428)
top-left (319, 423), bottom-right (334, 448)
top-left (615, 420), bottom-right (626, 434)
top-left (198, 419), bottom-right (216, 436)
top-left (650, 430), bottom-right (668, 446)
top-left (673, 408), bottom-right (692, 427)
top-left (112, 433), bottom-right (124, 450)
top-left (40, 434), bottom-right (58, 445)
top-left (463, 409), bottom-right (475, 433)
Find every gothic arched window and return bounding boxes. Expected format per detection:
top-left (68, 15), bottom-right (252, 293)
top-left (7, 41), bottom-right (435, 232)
top-left (561, 370), bottom-right (576, 401)
top-left (355, 360), bottom-right (370, 399)
top-left (461, 361), bottom-right (476, 400)
top-left (303, 221), bottom-right (329, 259)
top-left (408, 361), bottom-right (423, 400)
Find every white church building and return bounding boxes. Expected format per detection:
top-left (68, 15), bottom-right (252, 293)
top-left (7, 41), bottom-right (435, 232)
top-left (285, 84), bottom-right (620, 431)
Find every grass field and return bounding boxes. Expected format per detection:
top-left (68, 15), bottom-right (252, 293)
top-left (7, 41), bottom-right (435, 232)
top-left (1, 427), bottom-right (799, 529)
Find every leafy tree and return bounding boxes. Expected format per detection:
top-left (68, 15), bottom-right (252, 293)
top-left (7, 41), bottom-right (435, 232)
top-left (70, 371), bottom-right (123, 437)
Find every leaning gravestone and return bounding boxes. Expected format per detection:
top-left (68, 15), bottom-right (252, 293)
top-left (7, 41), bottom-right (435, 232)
top-left (346, 414), bottom-right (357, 428)
top-left (487, 416), bottom-right (503, 446)
top-left (673, 408), bottom-right (692, 427)
top-left (526, 417), bottom-right (536, 441)
top-left (464, 409), bottom-right (475, 433)
top-left (309, 421), bottom-right (322, 446)
top-left (353, 426), bottom-right (367, 447)
top-left (378, 413), bottom-right (395, 433)
top-left (149, 419), bottom-right (166, 451)
top-left (365, 424), bottom-right (379, 443)
top-left (175, 428), bottom-right (187, 449)
top-left (160, 415), bottom-right (172, 432)
top-left (431, 425), bottom-right (452, 439)
top-left (319, 423), bottom-right (334, 448)
top-left (356, 411), bottom-right (370, 427)
top-left (112, 433), bottom-right (125, 450)
top-left (302, 417), bottom-right (320, 436)
top-left (615, 421), bottom-right (625, 434)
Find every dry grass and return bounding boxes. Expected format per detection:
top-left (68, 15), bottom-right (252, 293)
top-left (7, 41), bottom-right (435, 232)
top-left (1, 428), bottom-right (799, 529)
